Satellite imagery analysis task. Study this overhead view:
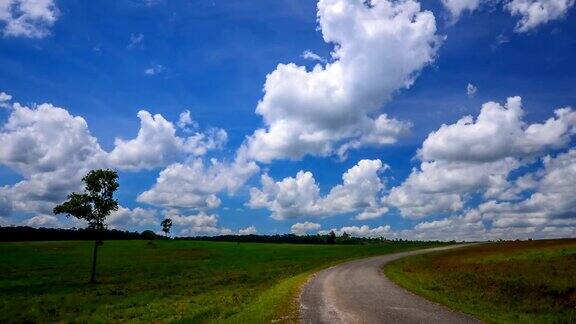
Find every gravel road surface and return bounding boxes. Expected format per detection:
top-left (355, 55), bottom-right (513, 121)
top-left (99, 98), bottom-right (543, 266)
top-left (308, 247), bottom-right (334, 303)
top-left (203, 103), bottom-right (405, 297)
top-left (300, 245), bottom-right (481, 324)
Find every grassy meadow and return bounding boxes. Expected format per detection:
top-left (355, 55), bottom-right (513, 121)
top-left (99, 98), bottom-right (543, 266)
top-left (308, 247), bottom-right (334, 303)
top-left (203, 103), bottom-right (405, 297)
top-left (385, 239), bottom-right (576, 323)
top-left (0, 240), bottom-right (443, 323)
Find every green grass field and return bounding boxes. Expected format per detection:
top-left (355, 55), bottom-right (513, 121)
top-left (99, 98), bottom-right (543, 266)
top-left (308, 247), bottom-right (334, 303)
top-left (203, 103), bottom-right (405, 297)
top-left (0, 240), bottom-right (443, 323)
top-left (385, 239), bottom-right (576, 323)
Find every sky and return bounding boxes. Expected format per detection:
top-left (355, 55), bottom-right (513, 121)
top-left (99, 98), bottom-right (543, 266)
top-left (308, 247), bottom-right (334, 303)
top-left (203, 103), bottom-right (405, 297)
top-left (0, 0), bottom-right (575, 241)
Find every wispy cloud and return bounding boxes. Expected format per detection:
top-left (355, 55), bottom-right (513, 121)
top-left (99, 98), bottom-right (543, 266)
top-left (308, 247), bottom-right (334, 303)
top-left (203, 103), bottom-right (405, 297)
top-left (466, 83), bottom-right (477, 97)
top-left (144, 64), bottom-right (164, 75)
top-left (301, 50), bottom-right (327, 63)
top-left (128, 33), bottom-right (144, 50)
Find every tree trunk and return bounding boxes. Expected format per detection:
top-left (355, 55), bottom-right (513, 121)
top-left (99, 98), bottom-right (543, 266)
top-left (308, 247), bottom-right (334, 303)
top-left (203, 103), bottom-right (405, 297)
top-left (90, 240), bottom-right (98, 283)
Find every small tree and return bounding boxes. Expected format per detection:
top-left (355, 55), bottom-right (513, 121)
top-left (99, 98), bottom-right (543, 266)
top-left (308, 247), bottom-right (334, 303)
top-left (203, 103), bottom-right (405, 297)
top-left (53, 169), bottom-right (119, 283)
top-left (341, 232), bottom-right (350, 240)
top-left (161, 218), bottom-right (173, 237)
top-left (327, 230), bottom-right (336, 244)
top-left (141, 230), bottom-right (158, 241)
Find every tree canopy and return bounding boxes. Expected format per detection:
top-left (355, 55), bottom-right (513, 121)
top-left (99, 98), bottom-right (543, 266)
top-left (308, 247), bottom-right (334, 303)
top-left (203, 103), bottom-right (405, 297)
top-left (53, 169), bottom-right (120, 283)
top-left (161, 218), bottom-right (173, 236)
top-left (53, 169), bottom-right (119, 230)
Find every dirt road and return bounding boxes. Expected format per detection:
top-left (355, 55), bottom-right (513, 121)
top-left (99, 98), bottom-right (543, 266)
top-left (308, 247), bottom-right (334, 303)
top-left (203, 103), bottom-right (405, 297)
top-left (299, 245), bottom-right (480, 324)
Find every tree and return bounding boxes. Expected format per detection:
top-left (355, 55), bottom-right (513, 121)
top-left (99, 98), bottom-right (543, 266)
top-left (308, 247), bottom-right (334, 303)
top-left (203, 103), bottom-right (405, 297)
top-left (327, 230), bottom-right (336, 244)
top-left (160, 218), bottom-right (173, 238)
top-left (53, 169), bottom-right (119, 283)
top-left (141, 230), bottom-right (158, 241)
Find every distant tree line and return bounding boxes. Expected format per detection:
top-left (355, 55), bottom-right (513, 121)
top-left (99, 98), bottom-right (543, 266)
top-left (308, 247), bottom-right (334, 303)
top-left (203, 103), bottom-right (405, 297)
top-left (0, 226), bottom-right (455, 245)
top-left (177, 233), bottom-right (452, 245)
top-left (0, 225), bottom-right (164, 242)
top-left (179, 233), bottom-right (359, 244)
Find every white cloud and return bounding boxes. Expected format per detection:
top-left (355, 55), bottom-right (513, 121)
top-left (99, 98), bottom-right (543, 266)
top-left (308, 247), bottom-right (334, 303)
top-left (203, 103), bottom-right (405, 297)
top-left (383, 96), bottom-right (576, 240)
top-left (375, 200), bottom-right (575, 241)
top-left (249, 159), bottom-right (388, 220)
top-left (177, 109), bottom-right (198, 130)
top-left (419, 97), bottom-right (575, 163)
top-left (0, 0), bottom-right (58, 38)
top-left (249, 171), bottom-right (320, 219)
top-left (170, 210), bottom-right (217, 227)
top-left (108, 110), bottom-right (227, 170)
top-left (492, 34), bottom-right (510, 50)
top-left (243, 0), bottom-right (440, 162)
top-left (0, 103), bottom-right (108, 215)
top-left (166, 210), bottom-right (233, 236)
top-left (479, 148), bottom-right (576, 228)
top-left (0, 91), bottom-right (12, 107)
top-left (138, 154), bottom-right (259, 209)
top-left (24, 214), bottom-right (61, 228)
top-left (442, 0), bottom-right (574, 32)
top-left (238, 225), bottom-right (257, 235)
top-left (404, 210), bottom-right (487, 241)
top-left (441, 0), bottom-right (482, 21)
top-left (107, 206), bottom-right (158, 228)
top-left (291, 221), bottom-right (321, 235)
top-left (404, 173), bottom-right (576, 241)
top-left (336, 114), bottom-right (411, 160)
top-left (386, 158), bottom-right (518, 218)
top-left (301, 50), bottom-right (327, 63)
top-left (506, 0), bottom-right (575, 32)
top-left (0, 103), bottom-right (107, 176)
top-left (0, 97), bottom-right (232, 221)
top-left (466, 83), bottom-right (477, 97)
top-left (144, 65), bottom-right (164, 75)
top-left (321, 225), bottom-right (392, 238)
top-left (387, 97), bottom-right (576, 218)
top-left (0, 193), bottom-right (13, 217)
top-left (127, 33), bottom-right (144, 49)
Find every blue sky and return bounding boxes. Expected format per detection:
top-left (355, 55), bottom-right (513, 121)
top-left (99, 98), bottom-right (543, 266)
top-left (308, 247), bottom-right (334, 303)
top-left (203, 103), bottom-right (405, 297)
top-left (1, 0), bottom-right (575, 240)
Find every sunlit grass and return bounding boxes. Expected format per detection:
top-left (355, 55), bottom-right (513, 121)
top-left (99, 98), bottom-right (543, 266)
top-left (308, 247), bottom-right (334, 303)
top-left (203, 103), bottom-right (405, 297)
top-left (0, 240), bottom-right (443, 322)
top-left (385, 239), bottom-right (576, 323)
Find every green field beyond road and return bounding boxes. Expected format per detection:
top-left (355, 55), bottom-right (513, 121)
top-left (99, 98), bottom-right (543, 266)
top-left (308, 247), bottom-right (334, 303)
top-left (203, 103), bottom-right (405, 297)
top-left (0, 240), bottom-right (443, 323)
top-left (385, 239), bottom-right (576, 323)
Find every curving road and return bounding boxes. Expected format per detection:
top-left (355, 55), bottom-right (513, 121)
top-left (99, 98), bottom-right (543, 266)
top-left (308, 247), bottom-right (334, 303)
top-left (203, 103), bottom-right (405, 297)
top-left (299, 245), bottom-right (480, 324)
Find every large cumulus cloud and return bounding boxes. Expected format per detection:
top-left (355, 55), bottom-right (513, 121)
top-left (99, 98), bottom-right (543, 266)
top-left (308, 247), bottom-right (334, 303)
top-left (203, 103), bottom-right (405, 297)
top-left (248, 159), bottom-right (388, 220)
top-left (137, 155), bottom-right (259, 209)
top-left (387, 97), bottom-right (576, 219)
top-left (243, 0), bottom-right (440, 162)
top-left (108, 110), bottom-right (227, 171)
top-left (0, 96), bottom-right (235, 222)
